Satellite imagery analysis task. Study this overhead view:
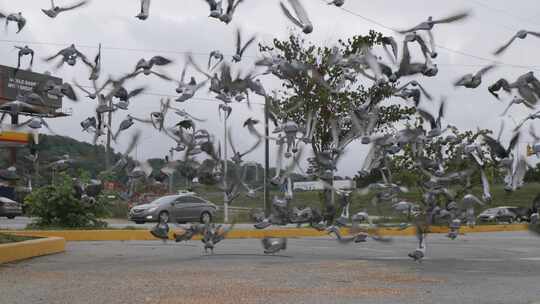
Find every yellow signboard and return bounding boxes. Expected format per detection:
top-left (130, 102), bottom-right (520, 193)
top-left (0, 125), bottom-right (33, 147)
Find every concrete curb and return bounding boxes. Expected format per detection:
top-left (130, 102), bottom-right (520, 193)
top-left (0, 237), bottom-right (66, 264)
top-left (0, 224), bottom-right (529, 241)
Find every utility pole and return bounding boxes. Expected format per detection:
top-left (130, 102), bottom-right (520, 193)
top-left (9, 113), bottom-right (18, 168)
top-left (264, 97), bottom-right (271, 217)
top-left (223, 115), bottom-right (229, 223)
top-left (105, 99), bottom-right (113, 170)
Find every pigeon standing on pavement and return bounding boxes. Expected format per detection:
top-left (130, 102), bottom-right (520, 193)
top-left (409, 225), bottom-right (426, 262)
top-left (150, 220), bottom-right (170, 242)
top-left (261, 237), bottom-right (287, 254)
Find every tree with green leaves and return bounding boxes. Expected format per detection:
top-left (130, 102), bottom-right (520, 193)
top-left (25, 172), bottom-right (110, 228)
top-left (259, 31), bottom-right (416, 221)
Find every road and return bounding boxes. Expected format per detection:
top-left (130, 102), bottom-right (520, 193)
top-left (0, 216), bottom-right (287, 230)
top-left (0, 216), bottom-right (170, 230)
top-left (1, 232), bottom-right (540, 304)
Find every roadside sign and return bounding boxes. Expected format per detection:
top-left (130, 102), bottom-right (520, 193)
top-left (0, 124), bottom-right (32, 147)
top-left (0, 65), bottom-right (63, 111)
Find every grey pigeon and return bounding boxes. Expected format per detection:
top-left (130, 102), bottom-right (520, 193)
top-left (150, 221), bottom-right (170, 241)
top-left (113, 116), bottom-right (134, 140)
top-left (136, 0), bottom-right (151, 20)
top-left (204, 0), bottom-right (223, 18)
top-left (44, 44), bottom-right (92, 69)
top-left (88, 43), bottom-right (102, 80)
top-left (280, 0), bottom-right (313, 34)
top-left (14, 45), bottom-right (34, 70)
top-left (408, 225), bottom-right (426, 262)
top-left (398, 11), bottom-right (470, 34)
top-left (494, 30), bottom-right (540, 56)
top-left (2, 12), bottom-right (26, 33)
top-left (327, 0), bottom-right (344, 7)
top-left (43, 81), bottom-right (78, 101)
top-left (80, 116), bottom-right (97, 132)
top-left (232, 28), bottom-right (256, 63)
top-left (454, 65), bottom-right (496, 89)
top-left (132, 56), bottom-right (173, 80)
top-left (261, 237), bottom-right (287, 254)
top-left (0, 167), bottom-right (19, 181)
top-left (219, 0), bottom-right (245, 24)
top-left (208, 50), bottom-right (224, 70)
top-left (42, 0), bottom-right (88, 18)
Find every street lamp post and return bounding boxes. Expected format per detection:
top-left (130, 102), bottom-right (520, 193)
top-left (264, 97), bottom-right (271, 217)
top-left (223, 114), bottom-right (229, 223)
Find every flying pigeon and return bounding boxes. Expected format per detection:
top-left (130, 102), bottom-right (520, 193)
top-left (1, 12), bottom-right (26, 33)
top-left (42, 0), bottom-right (88, 18)
top-left (494, 30), bottom-right (540, 56)
top-left (14, 45), bottom-right (34, 71)
top-left (398, 11), bottom-right (470, 34)
top-left (136, 0), bottom-right (151, 20)
top-left (219, 0), bottom-right (245, 24)
top-left (327, 0), bottom-right (344, 7)
top-left (454, 65), bottom-right (496, 89)
top-left (280, 0), bottom-right (313, 34)
top-left (204, 0), bottom-right (223, 18)
top-left (232, 28), bottom-right (256, 63)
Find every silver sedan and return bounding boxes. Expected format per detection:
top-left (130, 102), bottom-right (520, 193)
top-left (128, 194), bottom-right (217, 224)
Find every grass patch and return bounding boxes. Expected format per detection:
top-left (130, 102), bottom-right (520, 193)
top-left (108, 201), bottom-right (129, 219)
top-left (23, 225), bottom-right (147, 231)
top-left (197, 183), bottom-right (540, 218)
top-left (0, 233), bottom-right (36, 244)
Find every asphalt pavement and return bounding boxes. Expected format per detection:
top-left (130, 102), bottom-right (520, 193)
top-left (0, 216), bottom-right (315, 230)
top-left (1, 232), bottom-right (540, 304)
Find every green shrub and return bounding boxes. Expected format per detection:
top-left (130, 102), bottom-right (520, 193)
top-left (25, 173), bottom-right (110, 228)
top-left (108, 200), bottom-right (129, 219)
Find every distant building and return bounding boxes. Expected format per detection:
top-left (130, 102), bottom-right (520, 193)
top-left (293, 180), bottom-right (355, 191)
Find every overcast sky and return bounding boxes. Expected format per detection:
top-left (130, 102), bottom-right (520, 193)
top-left (0, 0), bottom-right (539, 177)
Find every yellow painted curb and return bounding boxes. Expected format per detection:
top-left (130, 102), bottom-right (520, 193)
top-left (0, 237), bottom-right (66, 264)
top-left (0, 224), bottom-right (529, 241)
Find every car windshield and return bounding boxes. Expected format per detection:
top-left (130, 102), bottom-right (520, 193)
top-left (482, 209), bottom-right (500, 215)
top-left (148, 196), bottom-right (177, 206)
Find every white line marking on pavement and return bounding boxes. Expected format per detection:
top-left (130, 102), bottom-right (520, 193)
top-left (519, 257), bottom-right (540, 261)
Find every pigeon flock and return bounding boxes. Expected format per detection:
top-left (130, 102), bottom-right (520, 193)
top-left (1, 0), bottom-right (540, 261)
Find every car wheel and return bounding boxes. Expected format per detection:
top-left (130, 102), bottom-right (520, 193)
top-left (200, 212), bottom-right (212, 224)
top-left (508, 217), bottom-right (513, 224)
top-left (134, 221), bottom-right (145, 224)
top-left (158, 211), bottom-right (169, 223)
top-left (7, 216), bottom-right (15, 219)
top-left (515, 217), bottom-right (522, 223)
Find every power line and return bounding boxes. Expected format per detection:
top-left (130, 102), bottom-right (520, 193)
top-left (1, 27), bottom-right (539, 72)
top-left (467, 0), bottom-right (540, 29)
top-left (77, 84), bottom-right (266, 106)
top-left (456, 0), bottom-right (517, 34)
top-left (0, 38), bottom-right (240, 58)
top-left (329, 1), bottom-right (540, 72)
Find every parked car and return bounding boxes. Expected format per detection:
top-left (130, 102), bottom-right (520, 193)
top-left (506, 207), bottom-right (531, 222)
top-left (128, 192), bottom-right (217, 224)
top-left (477, 207), bottom-right (519, 223)
top-left (0, 197), bottom-right (23, 219)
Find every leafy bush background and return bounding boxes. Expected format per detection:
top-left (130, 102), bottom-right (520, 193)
top-left (25, 172), bottom-right (110, 228)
